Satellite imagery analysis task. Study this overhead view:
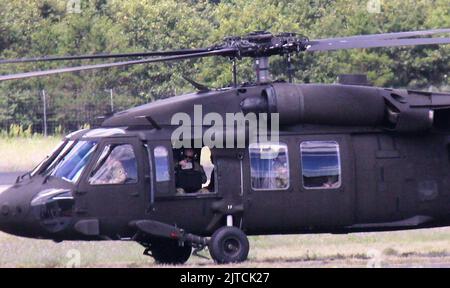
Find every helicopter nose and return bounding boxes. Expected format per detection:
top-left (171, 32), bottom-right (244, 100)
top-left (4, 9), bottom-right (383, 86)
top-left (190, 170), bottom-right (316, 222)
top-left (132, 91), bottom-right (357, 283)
top-left (0, 192), bottom-right (14, 229)
top-left (0, 187), bottom-right (31, 236)
top-left (0, 192), bottom-right (11, 230)
top-left (1, 204), bottom-right (10, 216)
top-left (0, 206), bottom-right (10, 231)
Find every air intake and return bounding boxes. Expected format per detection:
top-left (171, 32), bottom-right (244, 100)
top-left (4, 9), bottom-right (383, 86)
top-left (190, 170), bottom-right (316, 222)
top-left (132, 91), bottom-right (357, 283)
top-left (338, 74), bottom-right (372, 86)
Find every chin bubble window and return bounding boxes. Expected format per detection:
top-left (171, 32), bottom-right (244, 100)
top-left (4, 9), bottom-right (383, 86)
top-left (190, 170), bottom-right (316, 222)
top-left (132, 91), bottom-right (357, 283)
top-left (89, 144), bottom-right (138, 185)
top-left (300, 141), bottom-right (341, 189)
top-left (249, 143), bottom-right (289, 190)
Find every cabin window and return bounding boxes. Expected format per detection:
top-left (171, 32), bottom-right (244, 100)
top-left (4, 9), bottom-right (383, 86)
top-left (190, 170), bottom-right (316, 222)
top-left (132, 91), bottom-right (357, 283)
top-left (300, 141), bottom-right (341, 189)
top-left (173, 146), bottom-right (214, 194)
top-left (154, 146), bottom-right (170, 182)
top-left (89, 144), bottom-right (138, 185)
top-left (249, 142), bottom-right (289, 190)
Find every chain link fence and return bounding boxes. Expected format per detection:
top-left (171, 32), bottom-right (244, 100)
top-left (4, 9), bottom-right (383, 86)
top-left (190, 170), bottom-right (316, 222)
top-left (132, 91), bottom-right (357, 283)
top-left (0, 88), bottom-right (149, 136)
top-left (1, 84), bottom-right (448, 137)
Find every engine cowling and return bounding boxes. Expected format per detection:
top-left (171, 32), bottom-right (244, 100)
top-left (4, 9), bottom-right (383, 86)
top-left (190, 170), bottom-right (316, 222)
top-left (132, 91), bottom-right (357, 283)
top-left (241, 83), bottom-right (385, 126)
top-left (240, 83), bottom-right (442, 133)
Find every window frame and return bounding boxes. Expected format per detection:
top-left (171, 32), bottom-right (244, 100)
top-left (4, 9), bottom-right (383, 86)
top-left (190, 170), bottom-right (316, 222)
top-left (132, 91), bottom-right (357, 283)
top-left (299, 140), bottom-right (342, 190)
top-left (249, 142), bottom-right (290, 191)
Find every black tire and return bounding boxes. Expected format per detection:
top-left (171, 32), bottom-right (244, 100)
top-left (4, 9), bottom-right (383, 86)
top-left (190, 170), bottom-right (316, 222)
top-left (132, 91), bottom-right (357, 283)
top-left (151, 238), bottom-right (192, 265)
top-left (209, 227), bottom-right (249, 264)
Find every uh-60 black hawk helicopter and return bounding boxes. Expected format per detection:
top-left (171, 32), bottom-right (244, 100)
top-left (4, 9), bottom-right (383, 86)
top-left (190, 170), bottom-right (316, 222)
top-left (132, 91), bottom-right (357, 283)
top-left (1, 28), bottom-right (450, 265)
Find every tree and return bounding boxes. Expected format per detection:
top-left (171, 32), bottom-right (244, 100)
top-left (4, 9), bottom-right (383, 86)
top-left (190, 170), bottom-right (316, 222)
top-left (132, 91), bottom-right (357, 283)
top-left (0, 0), bottom-right (449, 133)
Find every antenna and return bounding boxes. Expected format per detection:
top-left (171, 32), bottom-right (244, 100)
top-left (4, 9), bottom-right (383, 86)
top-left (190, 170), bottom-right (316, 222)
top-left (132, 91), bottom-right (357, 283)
top-left (232, 58), bottom-right (238, 87)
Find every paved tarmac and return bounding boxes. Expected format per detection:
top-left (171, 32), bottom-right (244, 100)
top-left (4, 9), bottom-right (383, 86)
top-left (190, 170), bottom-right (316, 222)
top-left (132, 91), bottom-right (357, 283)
top-left (0, 172), bottom-right (23, 193)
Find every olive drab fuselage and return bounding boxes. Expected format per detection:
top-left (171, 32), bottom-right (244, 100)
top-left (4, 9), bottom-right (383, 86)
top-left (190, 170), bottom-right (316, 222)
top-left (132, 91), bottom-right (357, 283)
top-left (2, 82), bottom-right (450, 241)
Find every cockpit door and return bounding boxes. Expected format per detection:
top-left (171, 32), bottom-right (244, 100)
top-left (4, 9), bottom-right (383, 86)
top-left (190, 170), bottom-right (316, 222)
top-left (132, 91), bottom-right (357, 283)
top-left (74, 136), bottom-right (147, 220)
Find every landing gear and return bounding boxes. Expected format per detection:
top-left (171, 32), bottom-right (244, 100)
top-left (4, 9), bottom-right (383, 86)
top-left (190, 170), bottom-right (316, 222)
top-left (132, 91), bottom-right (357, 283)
top-left (145, 238), bottom-right (192, 265)
top-left (134, 219), bottom-right (249, 264)
top-left (209, 227), bottom-right (249, 264)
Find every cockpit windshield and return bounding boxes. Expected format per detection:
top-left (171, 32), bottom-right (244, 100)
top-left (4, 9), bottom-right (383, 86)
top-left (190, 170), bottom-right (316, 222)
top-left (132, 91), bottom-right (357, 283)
top-left (43, 140), bottom-right (75, 174)
top-left (49, 140), bottom-right (98, 183)
top-left (30, 140), bottom-right (67, 177)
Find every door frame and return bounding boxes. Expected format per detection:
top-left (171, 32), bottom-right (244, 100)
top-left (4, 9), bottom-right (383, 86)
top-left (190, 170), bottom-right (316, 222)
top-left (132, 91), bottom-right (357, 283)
top-left (242, 134), bottom-right (355, 234)
top-left (296, 134), bottom-right (355, 226)
top-left (75, 136), bottom-right (148, 218)
top-left (146, 140), bottom-right (176, 200)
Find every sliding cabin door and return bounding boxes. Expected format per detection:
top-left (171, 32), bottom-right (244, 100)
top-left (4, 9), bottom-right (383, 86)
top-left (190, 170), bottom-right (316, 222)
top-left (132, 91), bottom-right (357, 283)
top-left (243, 135), bottom-right (355, 234)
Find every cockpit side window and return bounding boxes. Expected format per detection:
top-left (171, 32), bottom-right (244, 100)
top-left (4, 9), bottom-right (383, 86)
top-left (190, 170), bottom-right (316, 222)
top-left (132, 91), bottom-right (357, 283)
top-left (89, 144), bottom-right (138, 185)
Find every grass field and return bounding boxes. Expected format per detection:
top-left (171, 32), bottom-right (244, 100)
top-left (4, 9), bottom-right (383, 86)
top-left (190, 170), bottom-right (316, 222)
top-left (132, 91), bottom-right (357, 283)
top-left (0, 136), bottom-right (62, 172)
top-left (1, 228), bottom-right (450, 267)
top-left (1, 136), bottom-right (450, 267)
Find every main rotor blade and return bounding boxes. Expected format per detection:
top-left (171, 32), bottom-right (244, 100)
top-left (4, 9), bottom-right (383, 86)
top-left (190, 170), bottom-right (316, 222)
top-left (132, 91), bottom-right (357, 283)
top-left (0, 48), bottom-right (210, 64)
top-left (306, 36), bottom-right (450, 52)
top-left (0, 49), bottom-right (235, 82)
top-left (314, 28), bottom-right (450, 43)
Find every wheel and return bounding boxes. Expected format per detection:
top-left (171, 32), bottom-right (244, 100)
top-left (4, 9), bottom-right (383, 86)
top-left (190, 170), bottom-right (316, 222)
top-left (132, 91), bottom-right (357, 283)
top-left (151, 238), bottom-right (192, 265)
top-left (209, 226), bottom-right (249, 264)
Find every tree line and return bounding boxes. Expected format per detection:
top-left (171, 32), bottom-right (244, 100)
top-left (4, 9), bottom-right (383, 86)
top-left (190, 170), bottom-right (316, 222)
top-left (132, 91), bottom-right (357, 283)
top-left (0, 0), bottom-right (449, 134)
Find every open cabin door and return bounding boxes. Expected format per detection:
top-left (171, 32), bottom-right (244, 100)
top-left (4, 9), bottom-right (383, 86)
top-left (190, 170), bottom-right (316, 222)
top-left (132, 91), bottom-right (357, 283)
top-left (145, 140), bottom-right (221, 235)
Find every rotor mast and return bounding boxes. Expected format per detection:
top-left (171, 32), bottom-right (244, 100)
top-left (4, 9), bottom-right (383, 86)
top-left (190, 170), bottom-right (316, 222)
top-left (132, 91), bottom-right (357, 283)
top-left (254, 57), bottom-right (271, 84)
top-left (216, 31), bottom-right (306, 85)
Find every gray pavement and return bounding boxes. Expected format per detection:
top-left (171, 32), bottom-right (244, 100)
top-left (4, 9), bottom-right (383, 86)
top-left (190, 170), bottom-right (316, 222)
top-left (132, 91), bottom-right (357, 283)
top-left (0, 172), bottom-right (24, 193)
top-left (0, 172), bottom-right (24, 185)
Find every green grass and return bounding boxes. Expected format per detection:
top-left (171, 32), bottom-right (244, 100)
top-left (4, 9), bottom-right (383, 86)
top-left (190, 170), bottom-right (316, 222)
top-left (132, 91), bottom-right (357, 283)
top-left (0, 136), bottom-right (62, 172)
top-left (1, 137), bottom-right (450, 267)
top-left (1, 228), bottom-right (450, 267)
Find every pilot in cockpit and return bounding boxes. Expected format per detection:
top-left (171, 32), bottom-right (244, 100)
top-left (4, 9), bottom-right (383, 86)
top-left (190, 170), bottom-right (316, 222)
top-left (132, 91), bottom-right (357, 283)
top-left (90, 145), bottom-right (136, 185)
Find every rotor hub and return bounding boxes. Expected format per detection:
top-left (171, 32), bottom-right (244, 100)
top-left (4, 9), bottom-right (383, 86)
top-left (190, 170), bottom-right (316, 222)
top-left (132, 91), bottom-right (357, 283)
top-left (213, 31), bottom-right (308, 83)
top-left (213, 30), bottom-right (309, 58)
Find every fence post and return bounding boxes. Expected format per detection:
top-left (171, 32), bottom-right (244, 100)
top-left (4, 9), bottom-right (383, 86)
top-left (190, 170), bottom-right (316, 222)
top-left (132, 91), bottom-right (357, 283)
top-left (42, 90), bottom-right (48, 137)
top-left (110, 88), bottom-right (114, 112)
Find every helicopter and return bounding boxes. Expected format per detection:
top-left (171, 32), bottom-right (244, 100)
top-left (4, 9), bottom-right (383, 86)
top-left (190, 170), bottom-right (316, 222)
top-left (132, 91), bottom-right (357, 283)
top-left (1, 29), bottom-right (450, 265)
